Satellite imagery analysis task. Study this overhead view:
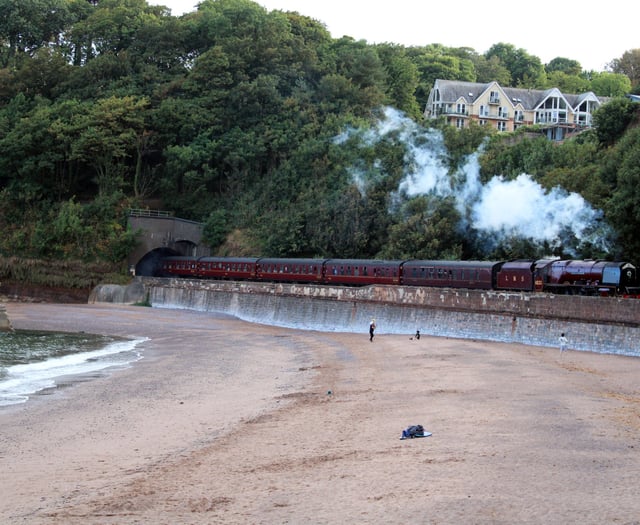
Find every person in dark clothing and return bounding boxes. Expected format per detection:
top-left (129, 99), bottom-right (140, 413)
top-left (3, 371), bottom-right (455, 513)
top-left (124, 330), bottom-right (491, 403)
top-left (369, 319), bottom-right (376, 342)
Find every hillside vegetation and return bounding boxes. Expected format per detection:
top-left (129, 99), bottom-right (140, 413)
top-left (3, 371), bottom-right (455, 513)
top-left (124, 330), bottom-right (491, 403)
top-left (1, 0), bottom-right (639, 289)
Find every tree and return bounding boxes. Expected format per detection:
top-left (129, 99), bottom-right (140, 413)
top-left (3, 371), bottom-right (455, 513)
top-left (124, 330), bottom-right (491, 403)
top-left (546, 57), bottom-right (582, 76)
top-left (473, 54), bottom-right (511, 84)
top-left (590, 71), bottom-right (632, 97)
top-left (485, 43), bottom-right (546, 88)
top-left (592, 97), bottom-right (637, 147)
top-left (12, 48), bottom-right (72, 99)
top-left (202, 208), bottom-right (229, 249)
top-left (71, 95), bottom-right (149, 196)
top-left (0, 0), bottom-right (71, 67)
top-left (603, 126), bottom-right (640, 258)
top-left (544, 70), bottom-right (590, 94)
top-left (380, 196), bottom-right (464, 260)
top-left (331, 37), bottom-right (386, 111)
top-left (609, 49), bottom-right (640, 92)
top-left (375, 43), bottom-right (421, 118)
top-left (70, 0), bottom-right (162, 58)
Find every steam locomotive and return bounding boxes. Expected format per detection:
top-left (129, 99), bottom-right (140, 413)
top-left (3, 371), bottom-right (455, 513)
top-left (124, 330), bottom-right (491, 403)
top-left (158, 256), bottom-right (639, 297)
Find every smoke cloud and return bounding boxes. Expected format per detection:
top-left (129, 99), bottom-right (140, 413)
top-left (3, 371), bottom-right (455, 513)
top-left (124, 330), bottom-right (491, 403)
top-left (338, 107), bottom-right (611, 255)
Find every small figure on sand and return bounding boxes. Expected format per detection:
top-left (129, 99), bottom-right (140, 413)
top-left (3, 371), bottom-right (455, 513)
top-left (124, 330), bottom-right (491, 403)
top-left (559, 333), bottom-right (568, 354)
top-left (415, 330), bottom-right (420, 340)
top-left (369, 319), bottom-right (376, 342)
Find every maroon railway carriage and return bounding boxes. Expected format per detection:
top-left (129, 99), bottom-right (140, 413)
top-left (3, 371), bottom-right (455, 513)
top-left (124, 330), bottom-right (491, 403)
top-left (323, 259), bottom-right (403, 286)
top-left (196, 257), bottom-right (258, 280)
top-left (159, 256), bottom-right (200, 278)
top-left (255, 258), bottom-right (326, 283)
top-left (401, 260), bottom-right (502, 290)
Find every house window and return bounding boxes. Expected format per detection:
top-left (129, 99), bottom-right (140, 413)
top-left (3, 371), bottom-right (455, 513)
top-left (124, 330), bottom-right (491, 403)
top-left (456, 118), bottom-right (465, 129)
top-left (497, 121), bottom-right (506, 131)
top-left (456, 103), bottom-right (466, 114)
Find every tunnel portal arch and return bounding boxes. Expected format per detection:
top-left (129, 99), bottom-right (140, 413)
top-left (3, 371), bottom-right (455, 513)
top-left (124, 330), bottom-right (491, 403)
top-left (127, 211), bottom-right (210, 276)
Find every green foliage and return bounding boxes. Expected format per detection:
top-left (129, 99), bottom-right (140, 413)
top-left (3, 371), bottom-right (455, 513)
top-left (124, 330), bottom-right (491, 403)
top-left (202, 208), bottom-right (229, 249)
top-left (609, 48), bottom-right (640, 92)
top-left (592, 97), bottom-right (638, 147)
top-left (543, 71), bottom-right (590, 93)
top-left (546, 57), bottom-right (582, 76)
top-left (485, 43), bottom-right (546, 88)
top-left (601, 126), bottom-right (640, 259)
top-left (0, 0), bottom-right (639, 274)
top-left (590, 71), bottom-right (632, 97)
top-left (379, 196), bottom-right (464, 260)
top-left (479, 134), bottom-right (555, 181)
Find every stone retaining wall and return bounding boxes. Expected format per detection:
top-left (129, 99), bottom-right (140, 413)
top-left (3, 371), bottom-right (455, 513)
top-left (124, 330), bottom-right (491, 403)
top-left (89, 277), bottom-right (640, 356)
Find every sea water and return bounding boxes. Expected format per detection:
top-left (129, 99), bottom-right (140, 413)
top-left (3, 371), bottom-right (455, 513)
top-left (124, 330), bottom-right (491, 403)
top-left (0, 329), bottom-right (146, 406)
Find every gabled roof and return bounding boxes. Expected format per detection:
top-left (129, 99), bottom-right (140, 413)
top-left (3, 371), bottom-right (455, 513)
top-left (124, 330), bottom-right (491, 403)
top-left (565, 91), bottom-right (604, 110)
top-left (430, 79), bottom-right (608, 111)
top-left (431, 79), bottom-right (488, 104)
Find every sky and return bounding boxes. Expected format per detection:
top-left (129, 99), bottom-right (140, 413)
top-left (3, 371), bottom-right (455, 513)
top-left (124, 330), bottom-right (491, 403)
top-left (147, 0), bottom-right (637, 72)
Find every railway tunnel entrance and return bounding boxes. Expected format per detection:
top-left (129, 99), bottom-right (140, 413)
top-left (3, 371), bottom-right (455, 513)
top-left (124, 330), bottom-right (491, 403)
top-left (127, 210), bottom-right (210, 277)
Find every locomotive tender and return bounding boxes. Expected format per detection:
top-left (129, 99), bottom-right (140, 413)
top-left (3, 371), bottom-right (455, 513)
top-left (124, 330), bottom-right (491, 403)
top-left (158, 256), bottom-right (639, 297)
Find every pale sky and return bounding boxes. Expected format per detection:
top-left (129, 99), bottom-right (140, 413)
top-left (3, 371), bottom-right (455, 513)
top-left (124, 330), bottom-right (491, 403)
top-left (148, 0), bottom-right (638, 72)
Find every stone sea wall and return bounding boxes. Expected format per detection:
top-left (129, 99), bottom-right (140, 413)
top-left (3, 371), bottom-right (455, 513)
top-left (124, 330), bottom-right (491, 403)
top-left (90, 277), bottom-right (640, 357)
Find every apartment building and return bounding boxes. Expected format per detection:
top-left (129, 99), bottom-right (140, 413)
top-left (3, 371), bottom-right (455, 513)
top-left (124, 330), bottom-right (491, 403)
top-left (424, 79), bottom-right (607, 140)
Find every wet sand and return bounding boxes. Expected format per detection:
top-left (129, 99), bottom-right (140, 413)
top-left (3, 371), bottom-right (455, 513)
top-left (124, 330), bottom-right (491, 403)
top-left (1, 303), bottom-right (639, 524)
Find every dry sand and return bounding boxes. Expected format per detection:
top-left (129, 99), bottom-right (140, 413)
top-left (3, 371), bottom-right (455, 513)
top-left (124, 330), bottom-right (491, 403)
top-left (1, 303), bottom-right (639, 524)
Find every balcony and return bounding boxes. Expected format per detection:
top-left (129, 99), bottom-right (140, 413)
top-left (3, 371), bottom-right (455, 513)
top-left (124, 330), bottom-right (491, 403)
top-left (437, 106), bottom-right (469, 116)
top-left (536, 115), bottom-right (568, 124)
top-left (477, 111), bottom-right (509, 119)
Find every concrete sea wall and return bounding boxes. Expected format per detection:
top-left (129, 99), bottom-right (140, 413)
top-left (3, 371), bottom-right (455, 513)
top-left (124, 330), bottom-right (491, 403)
top-left (91, 277), bottom-right (640, 357)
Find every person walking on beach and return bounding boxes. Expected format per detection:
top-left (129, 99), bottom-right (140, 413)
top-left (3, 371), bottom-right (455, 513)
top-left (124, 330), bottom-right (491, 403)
top-left (369, 319), bottom-right (376, 342)
top-left (559, 333), bottom-right (568, 354)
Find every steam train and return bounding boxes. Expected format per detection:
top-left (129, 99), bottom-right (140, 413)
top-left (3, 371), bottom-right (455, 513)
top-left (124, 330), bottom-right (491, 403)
top-left (158, 256), bottom-right (640, 297)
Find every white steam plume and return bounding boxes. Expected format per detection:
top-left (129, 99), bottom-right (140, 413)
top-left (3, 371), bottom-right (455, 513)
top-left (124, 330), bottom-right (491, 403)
top-left (341, 107), bottom-right (611, 254)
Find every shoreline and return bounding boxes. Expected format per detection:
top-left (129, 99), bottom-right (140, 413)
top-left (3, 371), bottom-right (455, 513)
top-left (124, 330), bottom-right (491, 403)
top-left (2, 303), bottom-right (640, 524)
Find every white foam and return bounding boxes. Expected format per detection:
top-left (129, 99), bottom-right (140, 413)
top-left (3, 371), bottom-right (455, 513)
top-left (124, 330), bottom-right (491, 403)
top-left (0, 337), bottom-right (147, 406)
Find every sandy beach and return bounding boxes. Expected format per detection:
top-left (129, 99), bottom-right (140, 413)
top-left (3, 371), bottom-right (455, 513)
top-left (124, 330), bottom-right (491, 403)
top-left (1, 303), bottom-right (639, 524)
